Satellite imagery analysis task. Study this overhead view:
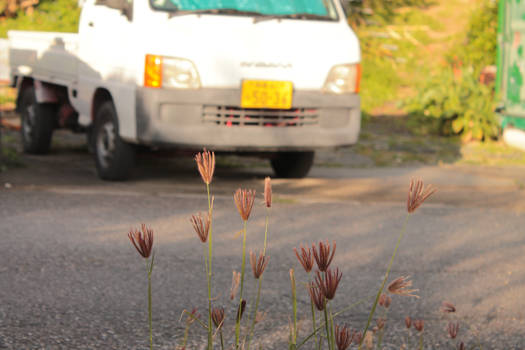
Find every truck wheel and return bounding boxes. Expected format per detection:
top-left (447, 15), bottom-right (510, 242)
top-left (270, 151), bottom-right (314, 178)
top-left (20, 86), bottom-right (56, 154)
top-left (93, 101), bottom-right (135, 181)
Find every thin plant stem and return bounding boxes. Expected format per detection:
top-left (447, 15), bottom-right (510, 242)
top-left (376, 308), bottom-right (388, 350)
top-left (206, 183), bottom-right (213, 350)
top-left (246, 277), bottom-right (263, 350)
top-left (418, 332), bottom-right (423, 350)
top-left (323, 303), bottom-right (332, 350)
top-left (328, 302), bottom-right (335, 350)
top-left (359, 214), bottom-right (410, 350)
top-left (296, 294), bottom-right (373, 350)
top-left (147, 253), bottom-right (155, 350)
top-left (406, 329), bottom-right (411, 350)
top-left (235, 220), bottom-right (248, 349)
top-left (291, 271), bottom-right (297, 347)
top-left (263, 207), bottom-right (270, 255)
top-left (307, 272), bottom-right (319, 350)
top-left (219, 329), bottom-right (225, 350)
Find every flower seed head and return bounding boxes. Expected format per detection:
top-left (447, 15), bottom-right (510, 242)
top-left (414, 319), bottom-right (424, 332)
top-left (315, 268), bottom-right (342, 300)
top-left (353, 332), bottom-right (362, 345)
top-left (190, 212), bottom-right (211, 243)
top-left (234, 188), bottom-right (256, 221)
top-left (448, 321), bottom-right (459, 339)
top-left (335, 324), bottom-right (352, 350)
top-left (195, 148), bottom-right (215, 185)
top-left (407, 178), bottom-right (436, 213)
top-left (294, 244), bottom-right (314, 273)
top-left (387, 276), bottom-right (419, 298)
top-left (457, 342), bottom-right (465, 350)
top-left (128, 224), bottom-right (154, 258)
top-left (230, 271), bottom-right (241, 300)
top-left (211, 306), bottom-right (225, 329)
top-left (376, 318), bottom-right (386, 330)
top-left (405, 316), bottom-right (412, 329)
top-left (378, 294), bottom-right (392, 308)
top-left (264, 177), bottom-right (272, 208)
top-left (236, 299), bottom-right (247, 322)
top-left (312, 240), bottom-right (336, 272)
top-left (308, 281), bottom-right (326, 311)
top-left (441, 301), bottom-right (456, 313)
top-left (249, 250), bottom-right (269, 279)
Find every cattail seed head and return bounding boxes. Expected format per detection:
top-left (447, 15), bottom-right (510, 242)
top-left (211, 307), bottom-right (225, 329)
top-left (264, 177), bottom-right (272, 208)
top-left (335, 324), bottom-right (353, 350)
top-left (441, 301), bottom-right (456, 313)
top-left (195, 149), bottom-right (215, 185)
top-left (230, 271), bottom-right (241, 300)
top-left (128, 224), bottom-right (154, 258)
top-left (249, 250), bottom-right (269, 279)
top-left (308, 281), bottom-right (326, 311)
top-left (315, 268), bottom-right (342, 300)
top-left (387, 276), bottom-right (419, 298)
top-left (190, 212), bottom-right (211, 243)
top-left (414, 319), bottom-right (424, 332)
top-left (448, 321), bottom-right (459, 339)
top-left (236, 299), bottom-right (247, 322)
top-left (378, 294), bottom-right (392, 308)
top-left (234, 188), bottom-right (256, 221)
top-left (407, 178), bottom-right (436, 213)
top-left (405, 316), bottom-right (412, 329)
top-left (312, 240), bottom-right (336, 272)
top-left (294, 244), bottom-right (314, 273)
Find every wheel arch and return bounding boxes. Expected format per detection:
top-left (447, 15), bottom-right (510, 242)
top-left (15, 77), bottom-right (33, 113)
top-left (91, 88), bottom-right (113, 122)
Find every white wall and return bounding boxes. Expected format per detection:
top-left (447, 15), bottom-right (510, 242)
top-left (0, 39), bottom-right (9, 82)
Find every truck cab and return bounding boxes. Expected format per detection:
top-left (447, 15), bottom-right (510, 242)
top-left (10, 0), bottom-right (361, 180)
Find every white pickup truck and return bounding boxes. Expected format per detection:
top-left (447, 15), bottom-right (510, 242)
top-left (8, 0), bottom-right (361, 180)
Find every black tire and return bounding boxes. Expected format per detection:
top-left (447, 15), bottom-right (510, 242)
top-left (270, 151), bottom-right (314, 178)
top-left (93, 101), bottom-right (135, 181)
top-left (19, 86), bottom-right (56, 154)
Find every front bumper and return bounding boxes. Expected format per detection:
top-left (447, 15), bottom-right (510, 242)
top-left (135, 87), bottom-right (361, 151)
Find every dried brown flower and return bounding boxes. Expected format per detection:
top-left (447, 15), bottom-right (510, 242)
top-left (249, 250), bottom-right (269, 279)
top-left (405, 316), bottom-right (412, 329)
top-left (448, 321), bottom-right (459, 339)
top-left (128, 224), bottom-right (154, 258)
top-left (364, 332), bottom-right (373, 350)
top-left (335, 324), bottom-right (353, 350)
top-left (190, 212), bottom-right (210, 243)
top-left (184, 308), bottom-right (200, 325)
top-left (407, 178), bottom-right (436, 213)
top-left (353, 332), bottom-right (362, 345)
top-left (312, 240), bottom-right (336, 272)
top-left (441, 301), bottom-right (456, 313)
top-left (236, 299), bottom-right (247, 322)
top-left (315, 268), bottom-right (342, 300)
top-left (255, 311), bottom-right (266, 324)
top-left (264, 177), bottom-right (272, 208)
top-left (387, 276), bottom-right (419, 298)
top-left (378, 294), bottom-right (392, 308)
top-left (211, 306), bottom-right (225, 329)
top-left (234, 188), bottom-right (256, 221)
top-left (376, 318), bottom-right (386, 330)
top-left (457, 342), bottom-right (465, 350)
top-left (308, 281), bottom-right (326, 311)
top-left (413, 319), bottom-right (424, 332)
top-left (195, 149), bottom-right (215, 185)
top-left (230, 271), bottom-right (241, 300)
top-left (294, 244), bottom-right (314, 273)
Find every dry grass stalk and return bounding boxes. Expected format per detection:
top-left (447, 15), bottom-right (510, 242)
top-left (191, 212), bottom-right (211, 243)
top-left (264, 177), bottom-right (272, 208)
top-left (294, 244), bottom-right (314, 273)
top-left (230, 271), bottom-right (241, 300)
top-left (234, 188), bottom-right (256, 221)
top-left (195, 149), bottom-right (215, 185)
top-left (128, 224), bottom-right (154, 258)
top-left (387, 276), bottom-right (419, 298)
top-left (312, 240), bottom-right (336, 272)
top-left (249, 250), bottom-right (269, 279)
top-left (407, 178), bottom-right (436, 213)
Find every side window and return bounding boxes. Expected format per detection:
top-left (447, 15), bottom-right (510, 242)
top-left (95, 0), bottom-right (133, 21)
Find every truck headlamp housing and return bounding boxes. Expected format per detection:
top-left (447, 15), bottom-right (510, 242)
top-left (322, 63), bottom-right (361, 94)
top-left (144, 55), bottom-right (201, 89)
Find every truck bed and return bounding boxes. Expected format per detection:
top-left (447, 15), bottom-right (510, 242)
top-left (8, 31), bottom-right (79, 87)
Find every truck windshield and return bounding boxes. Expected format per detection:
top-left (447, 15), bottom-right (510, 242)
top-left (150, 0), bottom-right (339, 20)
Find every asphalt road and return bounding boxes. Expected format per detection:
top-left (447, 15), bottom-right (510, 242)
top-left (2, 132), bottom-right (525, 349)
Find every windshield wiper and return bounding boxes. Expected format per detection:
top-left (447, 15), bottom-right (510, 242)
top-left (253, 12), bottom-right (332, 23)
top-left (168, 7), bottom-right (266, 17)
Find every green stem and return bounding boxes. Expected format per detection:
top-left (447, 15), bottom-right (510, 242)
top-left (418, 332), bottom-right (423, 350)
top-left (323, 303), bottom-right (332, 350)
top-left (307, 272), bottom-right (319, 350)
top-left (328, 302), bottom-right (335, 350)
top-left (263, 207), bottom-right (270, 256)
top-left (147, 254), bottom-right (154, 350)
top-left (235, 220), bottom-right (248, 349)
top-left (219, 329), bottom-right (225, 350)
top-left (296, 295), bottom-right (373, 350)
top-left (206, 183), bottom-right (213, 350)
top-left (291, 271), bottom-right (297, 346)
top-left (246, 277), bottom-right (263, 350)
top-left (359, 214), bottom-right (410, 350)
top-left (376, 309), bottom-right (388, 350)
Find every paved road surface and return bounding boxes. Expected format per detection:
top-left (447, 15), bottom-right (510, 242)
top-left (1, 133), bottom-right (525, 349)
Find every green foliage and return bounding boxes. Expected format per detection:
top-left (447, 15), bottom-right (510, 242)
top-left (347, 0), bottom-right (430, 27)
top-left (405, 67), bottom-right (499, 141)
top-left (0, 0), bottom-right (80, 38)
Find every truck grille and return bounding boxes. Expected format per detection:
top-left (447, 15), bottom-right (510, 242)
top-left (202, 106), bottom-right (319, 127)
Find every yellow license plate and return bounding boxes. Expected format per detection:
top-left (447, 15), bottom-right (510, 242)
top-left (241, 80), bottom-right (293, 109)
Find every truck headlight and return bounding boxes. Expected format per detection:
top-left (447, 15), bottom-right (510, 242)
top-left (144, 54), bottom-right (201, 89)
top-left (322, 63), bottom-right (361, 94)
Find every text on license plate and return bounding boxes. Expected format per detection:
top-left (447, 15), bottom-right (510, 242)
top-left (241, 80), bottom-right (293, 109)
